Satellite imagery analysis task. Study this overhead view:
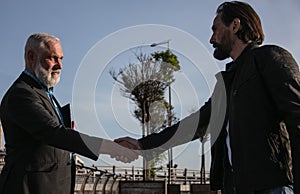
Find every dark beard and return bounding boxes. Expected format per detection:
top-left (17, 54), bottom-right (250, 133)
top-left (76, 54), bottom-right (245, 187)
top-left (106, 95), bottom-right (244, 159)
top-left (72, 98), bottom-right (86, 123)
top-left (213, 46), bottom-right (230, 60)
top-left (213, 30), bottom-right (232, 60)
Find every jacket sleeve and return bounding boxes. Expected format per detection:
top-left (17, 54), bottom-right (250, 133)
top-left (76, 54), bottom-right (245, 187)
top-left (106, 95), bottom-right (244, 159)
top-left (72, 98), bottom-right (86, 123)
top-left (138, 98), bottom-right (211, 160)
top-left (5, 85), bottom-right (101, 161)
top-left (138, 70), bottom-right (228, 160)
top-left (254, 45), bottom-right (300, 193)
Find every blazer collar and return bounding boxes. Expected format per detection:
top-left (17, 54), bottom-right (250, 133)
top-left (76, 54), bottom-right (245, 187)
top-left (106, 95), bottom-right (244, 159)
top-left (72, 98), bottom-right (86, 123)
top-left (20, 72), bottom-right (54, 105)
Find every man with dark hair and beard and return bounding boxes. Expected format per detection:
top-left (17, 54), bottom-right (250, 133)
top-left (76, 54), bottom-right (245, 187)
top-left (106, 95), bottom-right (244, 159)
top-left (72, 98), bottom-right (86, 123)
top-left (115, 1), bottom-right (300, 193)
top-left (0, 33), bottom-right (139, 194)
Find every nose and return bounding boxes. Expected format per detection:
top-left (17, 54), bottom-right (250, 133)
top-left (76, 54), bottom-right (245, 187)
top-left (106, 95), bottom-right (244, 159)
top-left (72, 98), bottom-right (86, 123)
top-left (53, 58), bottom-right (63, 70)
top-left (57, 58), bottom-right (63, 69)
top-left (209, 34), bottom-right (215, 44)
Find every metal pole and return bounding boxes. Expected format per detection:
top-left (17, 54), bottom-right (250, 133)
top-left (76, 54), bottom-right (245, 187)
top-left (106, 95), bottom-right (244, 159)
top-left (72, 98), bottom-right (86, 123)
top-left (167, 41), bottom-right (173, 185)
top-left (168, 84), bottom-right (173, 185)
top-left (150, 39), bottom-right (173, 184)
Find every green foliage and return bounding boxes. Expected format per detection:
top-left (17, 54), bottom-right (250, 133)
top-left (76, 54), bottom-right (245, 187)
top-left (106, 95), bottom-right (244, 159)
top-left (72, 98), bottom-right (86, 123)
top-left (109, 49), bottom-right (180, 176)
top-left (151, 50), bottom-right (180, 85)
top-left (149, 167), bottom-right (156, 180)
top-left (109, 50), bottom-right (180, 132)
top-left (151, 50), bottom-right (180, 71)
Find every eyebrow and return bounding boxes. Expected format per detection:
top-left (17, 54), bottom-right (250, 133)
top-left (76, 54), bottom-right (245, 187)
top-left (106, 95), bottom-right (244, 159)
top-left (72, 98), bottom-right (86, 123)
top-left (48, 54), bottom-right (64, 60)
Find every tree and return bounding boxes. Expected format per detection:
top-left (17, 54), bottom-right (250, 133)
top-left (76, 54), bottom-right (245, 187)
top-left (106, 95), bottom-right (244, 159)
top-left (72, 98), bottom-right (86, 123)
top-left (110, 49), bottom-right (180, 180)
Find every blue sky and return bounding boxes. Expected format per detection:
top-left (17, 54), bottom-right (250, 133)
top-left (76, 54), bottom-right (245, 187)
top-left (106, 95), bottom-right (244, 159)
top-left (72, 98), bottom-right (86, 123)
top-left (1, 0), bottom-right (300, 170)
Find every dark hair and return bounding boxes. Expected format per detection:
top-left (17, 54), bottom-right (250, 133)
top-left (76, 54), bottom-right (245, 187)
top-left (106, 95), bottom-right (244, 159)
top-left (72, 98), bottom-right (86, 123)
top-left (216, 1), bottom-right (264, 45)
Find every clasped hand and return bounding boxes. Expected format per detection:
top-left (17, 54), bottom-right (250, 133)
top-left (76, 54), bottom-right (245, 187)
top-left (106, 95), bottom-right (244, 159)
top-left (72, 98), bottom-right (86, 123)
top-left (113, 137), bottom-right (141, 163)
top-left (101, 137), bottom-right (141, 163)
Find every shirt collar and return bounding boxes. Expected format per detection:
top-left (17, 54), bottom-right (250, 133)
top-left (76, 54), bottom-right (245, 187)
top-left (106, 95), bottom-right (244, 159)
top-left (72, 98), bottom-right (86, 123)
top-left (23, 70), bottom-right (53, 93)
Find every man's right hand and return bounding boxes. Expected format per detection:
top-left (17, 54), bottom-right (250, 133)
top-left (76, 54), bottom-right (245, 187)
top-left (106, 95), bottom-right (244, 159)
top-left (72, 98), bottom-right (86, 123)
top-left (99, 139), bottom-right (140, 163)
top-left (114, 136), bottom-right (141, 150)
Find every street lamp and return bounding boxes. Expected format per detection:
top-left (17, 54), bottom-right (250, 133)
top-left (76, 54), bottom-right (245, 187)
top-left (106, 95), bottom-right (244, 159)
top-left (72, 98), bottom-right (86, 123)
top-left (150, 39), bottom-right (173, 184)
top-left (150, 40), bottom-right (170, 48)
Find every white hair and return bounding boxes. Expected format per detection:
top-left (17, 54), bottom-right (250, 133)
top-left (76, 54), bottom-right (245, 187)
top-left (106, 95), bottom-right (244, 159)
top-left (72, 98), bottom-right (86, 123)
top-left (24, 33), bottom-right (60, 60)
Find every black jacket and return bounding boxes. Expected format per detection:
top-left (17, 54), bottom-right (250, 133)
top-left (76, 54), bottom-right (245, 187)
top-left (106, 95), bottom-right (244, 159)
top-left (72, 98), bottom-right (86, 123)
top-left (0, 73), bottom-right (101, 194)
top-left (139, 44), bottom-right (300, 193)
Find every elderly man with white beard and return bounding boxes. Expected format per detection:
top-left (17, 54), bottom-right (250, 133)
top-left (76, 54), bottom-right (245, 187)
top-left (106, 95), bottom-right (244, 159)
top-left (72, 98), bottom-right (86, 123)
top-left (0, 33), bottom-right (139, 194)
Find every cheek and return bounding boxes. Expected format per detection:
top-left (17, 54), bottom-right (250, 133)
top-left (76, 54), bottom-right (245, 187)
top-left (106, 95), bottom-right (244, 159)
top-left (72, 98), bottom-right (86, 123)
top-left (212, 32), bottom-right (221, 43)
top-left (41, 60), bottom-right (54, 71)
top-left (216, 31), bottom-right (224, 42)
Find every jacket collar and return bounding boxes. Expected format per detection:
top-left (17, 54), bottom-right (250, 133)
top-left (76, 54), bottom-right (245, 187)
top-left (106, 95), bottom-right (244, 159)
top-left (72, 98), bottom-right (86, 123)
top-left (215, 44), bottom-right (259, 93)
top-left (225, 43), bottom-right (259, 72)
top-left (20, 72), bottom-right (53, 105)
top-left (23, 70), bottom-right (54, 93)
top-left (19, 72), bottom-right (62, 125)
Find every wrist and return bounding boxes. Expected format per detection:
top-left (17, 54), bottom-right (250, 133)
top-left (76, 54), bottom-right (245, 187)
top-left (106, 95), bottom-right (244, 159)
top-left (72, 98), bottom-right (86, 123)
top-left (98, 139), bottom-right (112, 155)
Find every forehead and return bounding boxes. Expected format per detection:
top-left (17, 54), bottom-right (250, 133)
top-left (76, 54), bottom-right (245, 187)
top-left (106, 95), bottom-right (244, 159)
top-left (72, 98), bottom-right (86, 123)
top-left (47, 40), bottom-right (62, 51)
top-left (42, 40), bottom-right (63, 55)
top-left (212, 15), bottom-right (224, 28)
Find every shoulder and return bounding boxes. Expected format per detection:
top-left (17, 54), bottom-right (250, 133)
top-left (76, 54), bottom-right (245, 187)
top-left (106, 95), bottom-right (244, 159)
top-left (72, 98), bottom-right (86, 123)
top-left (253, 45), bottom-right (291, 57)
top-left (252, 45), bottom-right (297, 67)
top-left (253, 45), bottom-right (299, 80)
top-left (252, 45), bottom-right (295, 62)
top-left (2, 74), bottom-right (41, 105)
top-left (7, 76), bottom-right (34, 96)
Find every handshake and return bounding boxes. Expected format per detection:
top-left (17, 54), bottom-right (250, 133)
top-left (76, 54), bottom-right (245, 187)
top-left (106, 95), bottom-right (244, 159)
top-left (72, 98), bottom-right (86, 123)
top-left (100, 137), bottom-right (142, 163)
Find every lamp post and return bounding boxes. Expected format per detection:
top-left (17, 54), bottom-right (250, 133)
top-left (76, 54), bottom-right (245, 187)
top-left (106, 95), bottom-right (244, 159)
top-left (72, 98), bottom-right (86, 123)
top-left (150, 40), bottom-right (170, 48)
top-left (150, 40), bottom-right (173, 184)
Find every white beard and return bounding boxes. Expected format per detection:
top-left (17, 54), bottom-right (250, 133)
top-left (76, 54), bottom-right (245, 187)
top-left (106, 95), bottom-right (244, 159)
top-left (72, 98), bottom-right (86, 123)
top-left (34, 63), bottom-right (60, 88)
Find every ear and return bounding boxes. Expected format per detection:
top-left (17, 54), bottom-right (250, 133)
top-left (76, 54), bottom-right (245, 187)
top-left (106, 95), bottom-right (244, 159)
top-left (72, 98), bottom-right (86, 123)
top-left (25, 50), bottom-right (37, 72)
top-left (232, 18), bottom-right (241, 33)
top-left (27, 50), bottom-right (36, 64)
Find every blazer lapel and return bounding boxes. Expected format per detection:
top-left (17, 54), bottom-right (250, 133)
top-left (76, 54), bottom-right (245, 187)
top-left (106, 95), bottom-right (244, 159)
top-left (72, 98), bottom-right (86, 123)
top-left (20, 72), bottom-right (70, 126)
top-left (20, 72), bottom-right (60, 122)
top-left (34, 87), bottom-right (58, 117)
top-left (53, 96), bottom-right (71, 128)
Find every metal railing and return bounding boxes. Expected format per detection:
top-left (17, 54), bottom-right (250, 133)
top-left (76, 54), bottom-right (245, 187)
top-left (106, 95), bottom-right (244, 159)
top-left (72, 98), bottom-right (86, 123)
top-left (74, 164), bottom-right (127, 194)
top-left (74, 164), bottom-right (211, 193)
top-left (0, 159), bottom-right (212, 193)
